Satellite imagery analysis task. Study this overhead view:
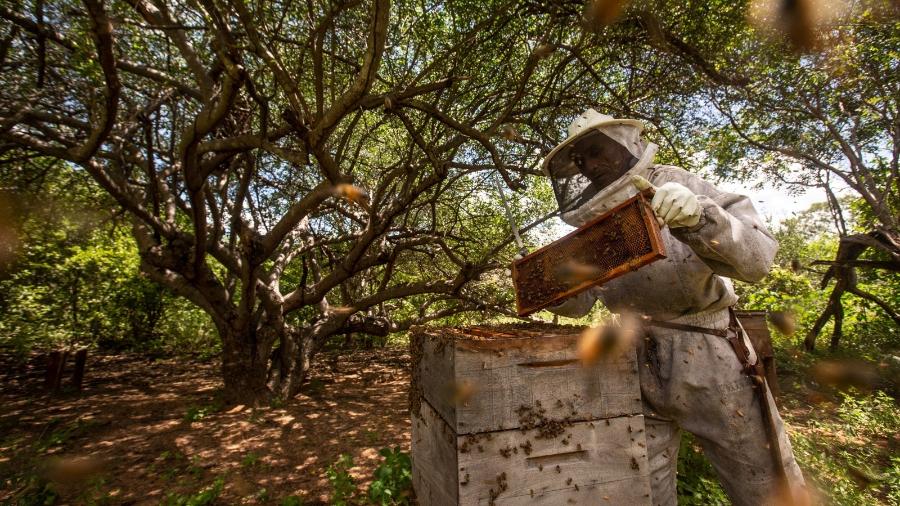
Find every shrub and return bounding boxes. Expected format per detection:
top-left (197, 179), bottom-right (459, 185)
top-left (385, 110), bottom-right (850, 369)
top-left (326, 454), bottom-right (356, 506)
top-left (368, 448), bottom-right (412, 505)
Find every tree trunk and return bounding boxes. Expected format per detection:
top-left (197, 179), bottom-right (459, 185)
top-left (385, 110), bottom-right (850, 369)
top-left (805, 292), bottom-right (845, 352)
top-left (804, 303), bottom-right (831, 351)
top-left (268, 329), bottom-right (317, 401)
top-left (220, 326), bottom-right (277, 405)
top-left (805, 230), bottom-right (900, 352)
top-left (829, 302), bottom-right (844, 352)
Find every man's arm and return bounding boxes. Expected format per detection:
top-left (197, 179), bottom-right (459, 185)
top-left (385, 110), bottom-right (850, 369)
top-left (651, 166), bottom-right (778, 282)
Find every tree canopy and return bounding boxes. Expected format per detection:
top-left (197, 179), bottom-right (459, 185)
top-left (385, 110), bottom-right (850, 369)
top-left (1, 0), bottom-right (897, 401)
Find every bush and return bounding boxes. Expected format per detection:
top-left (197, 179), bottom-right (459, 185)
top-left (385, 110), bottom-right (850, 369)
top-left (368, 448), bottom-right (412, 505)
top-left (326, 454), bottom-right (356, 506)
top-left (0, 167), bottom-right (219, 359)
top-left (676, 433), bottom-right (729, 505)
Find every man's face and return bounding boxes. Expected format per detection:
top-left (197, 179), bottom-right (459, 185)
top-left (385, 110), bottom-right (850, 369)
top-left (569, 133), bottom-right (636, 189)
top-left (547, 129), bottom-right (638, 215)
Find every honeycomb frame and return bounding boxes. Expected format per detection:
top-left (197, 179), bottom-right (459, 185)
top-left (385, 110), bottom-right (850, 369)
top-left (512, 191), bottom-right (666, 316)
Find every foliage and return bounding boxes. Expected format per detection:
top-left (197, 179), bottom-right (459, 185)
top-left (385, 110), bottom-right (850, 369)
top-left (702, 6), bottom-right (900, 236)
top-left (367, 447), bottom-right (413, 505)
top-left (326, 454), bottom-right (357, 506)
top-left (0, 0), bottom-right (791, 401)
top-left (676, 433), bottom-right (729, 505)
top-left (163, 477), bottom-right (225, 506)
top-left (0, 166), bottom-right (218, 357)
top-left (321, 449), bottom-right (413, 505)
top-left (696, 2), bottom-right (900, 353)
top-left (736, 201), bottom-right (900, 357)
top-left (786, 390), bottom-right (900, 505)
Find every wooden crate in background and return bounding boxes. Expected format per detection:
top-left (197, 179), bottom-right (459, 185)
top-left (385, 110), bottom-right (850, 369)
top-left (410, 324), bottom-right (651, 505)
top-left (735, 310), bottom-right (780, 400)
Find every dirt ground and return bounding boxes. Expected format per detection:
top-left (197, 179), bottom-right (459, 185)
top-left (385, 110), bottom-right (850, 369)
top-left (2, 344), bottom-right (897, 505)
top-left (0, 347), bottom-right (412, 504)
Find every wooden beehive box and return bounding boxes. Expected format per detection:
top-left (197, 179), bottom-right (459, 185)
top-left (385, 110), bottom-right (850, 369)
top-left (410, 324), bottom-right (651, 505)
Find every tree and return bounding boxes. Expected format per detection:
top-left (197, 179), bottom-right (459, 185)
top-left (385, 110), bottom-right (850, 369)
top-left (700, 4), bottom-right (900, 350)
top-left (0, 159), bottom-right (215, 355)
top-left (0, 0), bottom-right (705, 402)
top-left (5, 0), bottom-right (848, 400)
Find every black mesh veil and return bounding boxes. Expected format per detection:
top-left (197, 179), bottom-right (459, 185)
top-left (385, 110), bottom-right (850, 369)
top-left (546, 129), bottom-right (639, 216)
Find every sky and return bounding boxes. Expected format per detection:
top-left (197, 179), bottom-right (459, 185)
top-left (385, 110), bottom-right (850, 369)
top-left (714, 177), bottom-right (829, 224)
top-left (541, 175), bottom-right (833, 242)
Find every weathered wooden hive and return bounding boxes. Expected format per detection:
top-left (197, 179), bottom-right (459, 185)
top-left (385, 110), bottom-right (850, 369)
top-left (410, 324), bottom-right (651, 505)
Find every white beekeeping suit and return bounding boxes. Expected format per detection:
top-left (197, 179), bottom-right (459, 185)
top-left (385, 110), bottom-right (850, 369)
top-left (543, 109), bottom-right (806, 506)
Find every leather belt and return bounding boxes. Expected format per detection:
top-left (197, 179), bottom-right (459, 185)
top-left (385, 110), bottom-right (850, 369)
top-left (643, 319), bottom-right (729, 338)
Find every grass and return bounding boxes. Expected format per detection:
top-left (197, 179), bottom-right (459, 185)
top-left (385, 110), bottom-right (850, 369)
top-left (786, 390), bottom-right (900, 505)
top-left (183, 401), bottom-right (223, 423)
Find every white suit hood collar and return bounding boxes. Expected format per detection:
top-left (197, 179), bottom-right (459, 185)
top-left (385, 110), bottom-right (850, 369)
top-left (559, 142), bottom-right (658, 227)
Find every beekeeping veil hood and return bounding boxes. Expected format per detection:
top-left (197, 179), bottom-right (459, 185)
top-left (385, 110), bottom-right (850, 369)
top-left (542, 109), bottom-right (658, 227)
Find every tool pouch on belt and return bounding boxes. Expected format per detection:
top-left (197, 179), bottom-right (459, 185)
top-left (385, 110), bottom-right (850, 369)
top-left (646, 308), bottom-right (790, 489)
top-left (724, 308), bottom-right (760, 375)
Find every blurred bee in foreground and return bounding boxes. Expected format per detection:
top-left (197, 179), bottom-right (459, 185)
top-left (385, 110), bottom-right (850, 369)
top-left (578, 313), bottom-right (641, 366)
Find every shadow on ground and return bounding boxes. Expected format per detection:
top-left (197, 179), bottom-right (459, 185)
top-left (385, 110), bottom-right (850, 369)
top-left (0, 348), bottom-right (411, 504)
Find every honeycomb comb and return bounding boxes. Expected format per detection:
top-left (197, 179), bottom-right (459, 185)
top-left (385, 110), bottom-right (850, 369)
top-left (512, 191), bottom-right (666, 316)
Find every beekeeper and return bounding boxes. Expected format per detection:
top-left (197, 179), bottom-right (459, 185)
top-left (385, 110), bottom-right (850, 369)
top-left (544, 109), bottom-right (806, 506)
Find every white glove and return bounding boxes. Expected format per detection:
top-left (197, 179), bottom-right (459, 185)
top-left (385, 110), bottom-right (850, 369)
top-left (631, 176), bottom-right (701, 228)
top-left (652, 182), bottom-right (701, 228)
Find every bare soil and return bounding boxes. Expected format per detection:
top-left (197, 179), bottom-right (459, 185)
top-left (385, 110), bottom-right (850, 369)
top-left (0, 348), bottom-right (411, 504)
top-left (3, 343), bottom-right (895, 505)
